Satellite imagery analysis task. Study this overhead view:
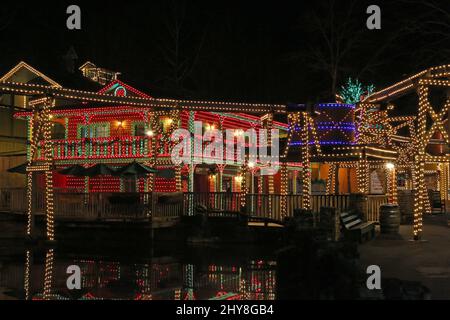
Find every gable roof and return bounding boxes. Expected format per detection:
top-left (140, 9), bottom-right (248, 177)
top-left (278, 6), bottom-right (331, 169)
top-left (0, 60), bottom-right (103, 92)
top-left (0, 61), bottom-right (61, 87)
top-left (98, 79), bottom-right (152, 98)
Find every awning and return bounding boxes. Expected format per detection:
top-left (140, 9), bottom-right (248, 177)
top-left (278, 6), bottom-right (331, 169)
top-left (7, 162), bottom-right (28, 174)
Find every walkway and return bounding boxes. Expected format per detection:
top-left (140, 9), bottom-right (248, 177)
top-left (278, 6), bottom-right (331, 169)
top-left (359, 215), bottom-right (450, 299)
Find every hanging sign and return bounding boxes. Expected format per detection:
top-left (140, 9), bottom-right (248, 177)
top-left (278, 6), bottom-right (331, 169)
top-left (370, 169), bottom-right (384, 194)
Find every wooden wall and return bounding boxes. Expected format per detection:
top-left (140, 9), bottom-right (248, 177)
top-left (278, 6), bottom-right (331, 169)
top-left (0, 155), bottom-right (26, 188)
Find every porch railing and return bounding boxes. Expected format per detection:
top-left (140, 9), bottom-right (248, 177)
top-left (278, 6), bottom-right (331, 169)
top-left (182, 192), bottom-right (352, 221)
top-left (0, 189), bottom-right (181, 221)
top-left (0, 188), bottom-right (389, 223)
top-left (36, 136), bottom-right (156, 160)
top-left (366, 195), bottom-right (389, 222)
top-left (0, 188), bottom-right (28, 213)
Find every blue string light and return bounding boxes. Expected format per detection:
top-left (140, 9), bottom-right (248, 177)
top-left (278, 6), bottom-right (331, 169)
top-left (289, 141), bottom-right (355, 146)
top-left (317, 126), bottom-right (355, 130)
top-left (317, 103), bottom-right (355, 109)
top-left (317, 121), bottom-right (355, 126)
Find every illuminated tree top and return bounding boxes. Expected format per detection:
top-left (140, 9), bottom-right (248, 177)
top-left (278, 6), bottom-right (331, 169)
top-left (339, 78), bottom-right (375, 105)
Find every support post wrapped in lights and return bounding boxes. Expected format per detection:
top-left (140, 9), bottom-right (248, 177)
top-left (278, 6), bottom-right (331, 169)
top-left (280, 163), bottom-right (288, 218)
top-left (262, 112), bottom-right (275, 218)
top-left (42, 98), bottom-right (55, 241)
top-left (385, 162), bottom-right (398, 204)
top-left (412, 157), bottom-right (424, 240)
top-left (326, 163), bottom-right (336, 195)
top-left (239, 165), bottom-right (247, 209)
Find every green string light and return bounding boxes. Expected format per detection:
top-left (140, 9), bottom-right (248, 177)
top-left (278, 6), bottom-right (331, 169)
top-left (339, 78), bottom-right (375, 104)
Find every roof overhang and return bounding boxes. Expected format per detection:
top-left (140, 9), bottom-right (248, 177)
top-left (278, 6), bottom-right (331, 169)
top-left (285, 145), bottom-right (398, 163)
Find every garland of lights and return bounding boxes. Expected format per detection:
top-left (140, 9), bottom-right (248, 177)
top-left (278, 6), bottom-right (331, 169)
top-left (0, 80), bottom-right (287, 113)
top-left (367, 65), bottom-right (450, 103)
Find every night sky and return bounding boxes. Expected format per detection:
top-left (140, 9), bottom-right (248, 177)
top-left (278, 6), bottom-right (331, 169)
top-left (1, 0), bottom-right (449, 105)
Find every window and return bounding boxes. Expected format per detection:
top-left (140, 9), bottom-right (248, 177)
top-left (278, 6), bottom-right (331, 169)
top-left (79, 125), bottom-right (87, 139)
top-left (133, 123), bottom-right (146, 137)
top-left (52, 123), bottom-right (66, 139)
top-left (94, 124), bottom-right (109, 137)
top-left (78, 123), bottom-right (109, 138)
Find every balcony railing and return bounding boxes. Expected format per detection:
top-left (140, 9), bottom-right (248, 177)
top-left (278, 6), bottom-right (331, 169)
top-left (35, 136), bottom-right (169, 160)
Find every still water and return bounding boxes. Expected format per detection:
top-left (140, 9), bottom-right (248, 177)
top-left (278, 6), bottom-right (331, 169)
top-left (0, 242), bottom-right (277, 300)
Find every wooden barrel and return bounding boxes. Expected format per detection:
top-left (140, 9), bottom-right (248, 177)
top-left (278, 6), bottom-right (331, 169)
top-left (379, 204), bottom-right (401, 234)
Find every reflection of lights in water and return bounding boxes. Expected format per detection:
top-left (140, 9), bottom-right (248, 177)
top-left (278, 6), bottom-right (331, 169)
top-left (43, 249), bottom-right (54, 300)
top-left (183, 264), bottom-right (195, 300)
top-left (197, 262), bottom-right (277, 300)
top-left (24, 250), bottom-right (31, 300)
top-left (15, 251), bottom-right (276, 301)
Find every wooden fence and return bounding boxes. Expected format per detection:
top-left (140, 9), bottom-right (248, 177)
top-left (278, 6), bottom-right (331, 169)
top-left (182, 192), bottom-right (388, 222)
top-left (0, 189), bottom-right (181, 221)
top-left (183, 193), bottom-right (353, 221)
top-left (0, 188), bottom-right (28, 212)
top-left (366, 195), bottom-right (389, 222)
top-left (1, 188), bottom-right (389, 223)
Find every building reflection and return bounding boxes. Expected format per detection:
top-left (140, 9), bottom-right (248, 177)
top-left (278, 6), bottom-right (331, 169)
top-left (1, 249), bottom-right (276, 300)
